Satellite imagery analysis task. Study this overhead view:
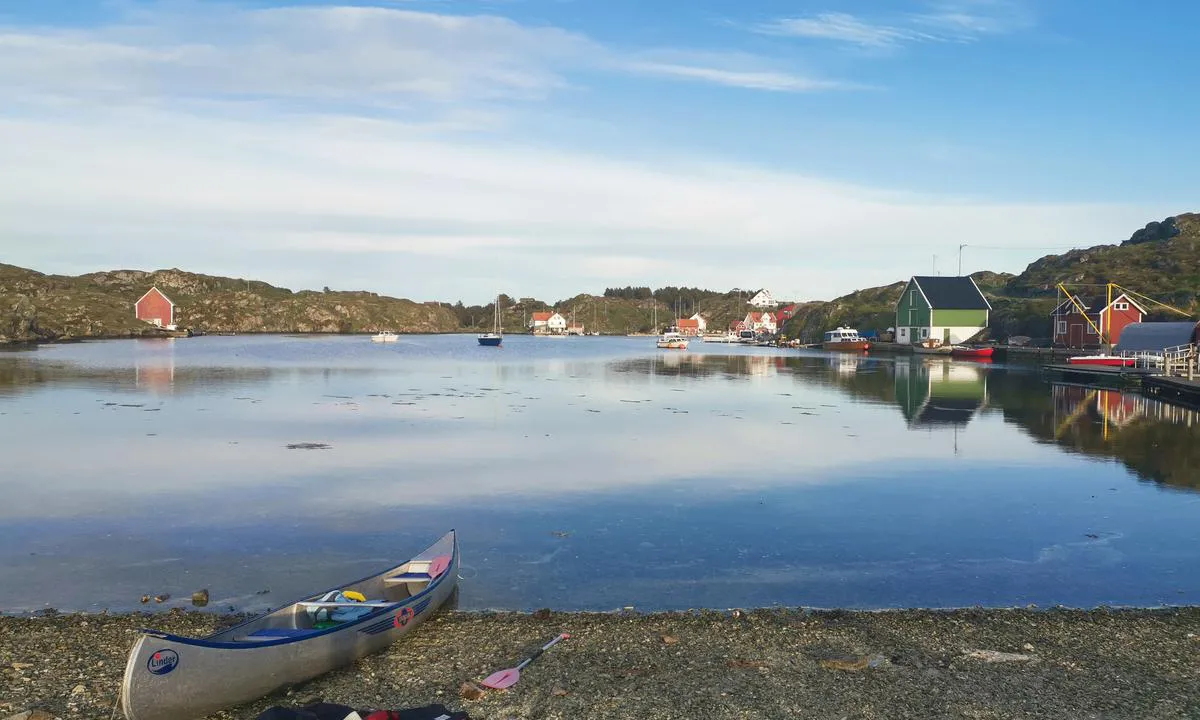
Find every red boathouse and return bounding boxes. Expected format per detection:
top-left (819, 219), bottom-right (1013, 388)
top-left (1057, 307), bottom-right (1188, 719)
top-left (135, 287), bottom-right (175, 328)
top-left (1051, 293), bottom-right (1145, 348)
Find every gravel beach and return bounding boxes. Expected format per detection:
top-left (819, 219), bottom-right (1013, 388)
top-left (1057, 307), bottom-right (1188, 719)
top-left (2, 607), bottom-right (1198, 720)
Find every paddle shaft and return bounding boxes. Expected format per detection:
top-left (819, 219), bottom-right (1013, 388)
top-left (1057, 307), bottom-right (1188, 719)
top-left (517, 633), bottom-right (567, 671)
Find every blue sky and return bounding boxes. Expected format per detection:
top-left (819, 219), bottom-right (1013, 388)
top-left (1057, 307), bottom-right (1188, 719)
top-left (1, 0), bottom-right (1195, 304)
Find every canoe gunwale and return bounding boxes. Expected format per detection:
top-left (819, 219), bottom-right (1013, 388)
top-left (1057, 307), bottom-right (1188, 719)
top-left (135, 530), bottom-right (455, 650)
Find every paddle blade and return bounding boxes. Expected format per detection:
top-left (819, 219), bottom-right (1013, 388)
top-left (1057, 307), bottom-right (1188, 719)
top-left (480, 668), bottom-right (520, 690)
top-left (427, 554), bottom-right (452, 579)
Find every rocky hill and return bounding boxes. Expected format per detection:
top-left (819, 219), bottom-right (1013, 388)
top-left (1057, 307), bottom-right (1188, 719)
top-left (0, 265), bottom-right (458, 343)
top-left (783, 213), bottom-right (1199, 342)
top-left (6, 213), bottom-right (1195, 344)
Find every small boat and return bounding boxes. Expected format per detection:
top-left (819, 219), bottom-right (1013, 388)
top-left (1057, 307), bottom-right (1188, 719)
top-left (913, 344), bottom-right (953, 355)
top-left (1068, 354), bottom-right (1135, 368)
top-left (822, 327), bottom-right (870, 352)
top-left (478, 293), bottom-right (503, 347)
top-left (950, 345), bottom-right (994, 359)
top-left (120, 531), bottom-right (459, 720)
top-left (370, 331), bottom-right (399, 343)
top-left (702, 332), bottom-right (739, 343)
top-left (657, 331), bottom-right (689, 349)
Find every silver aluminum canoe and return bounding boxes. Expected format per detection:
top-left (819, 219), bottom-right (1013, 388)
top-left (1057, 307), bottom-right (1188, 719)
top-left (120, 530), bottom-right (459, 720)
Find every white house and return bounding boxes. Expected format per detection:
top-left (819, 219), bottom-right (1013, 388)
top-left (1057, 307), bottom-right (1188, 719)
top-left (748, 290), bottom-right (777, 308)
top-left (690, 313), bottom-right (707, 332)
top-left (529, 311), bottom-right (569, 334)
top-left (744, 311), bottom-right (777, 333)
top-left (529, 311), bottom-right (553, 331)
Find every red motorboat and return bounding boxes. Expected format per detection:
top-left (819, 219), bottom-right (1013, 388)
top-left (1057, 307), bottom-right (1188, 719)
top-left (1067, 354), bottom-right (1135, 368)
top-left (950, 346), bottom-right (994, 359)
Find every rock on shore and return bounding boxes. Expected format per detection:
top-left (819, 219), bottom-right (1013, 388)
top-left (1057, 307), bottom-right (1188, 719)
top-left (2, 607), bottom-right (1198, 719)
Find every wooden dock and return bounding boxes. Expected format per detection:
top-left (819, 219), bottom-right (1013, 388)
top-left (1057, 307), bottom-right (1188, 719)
top-left (1142, 376), bottom-right (1200, 407)
top-left (1041, 363), bottom-right (1158, 385)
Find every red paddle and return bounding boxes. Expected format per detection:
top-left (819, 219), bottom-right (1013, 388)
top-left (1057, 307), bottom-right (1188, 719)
top-left (479, 633), bottom-right (570, 689)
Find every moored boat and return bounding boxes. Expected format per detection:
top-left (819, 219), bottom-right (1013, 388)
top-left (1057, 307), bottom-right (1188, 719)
top-left (913, 345), bottom-right (953, 355)
top-left (950, 345), bottom-right (994, 359)
top-left (120, 531), bottom-right (459, 720)
top-left (822, 327), bottom-right (870, 352)
top-left (702, 332), bottom-right (739, 343)
top-left (1067, 354), bottom-right (1135, 368)
top-left (656, 331), bottom-right (689, 349)
top-left (478, 294), bottom-right (503, 346)
top-left (370, 331), bottom-right (399, 343)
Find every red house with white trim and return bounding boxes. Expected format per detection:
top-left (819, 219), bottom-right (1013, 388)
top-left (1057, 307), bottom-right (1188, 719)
top-left (675, 318), bottom-right (701, 336)
top-left (135, 287), bottom-right (176, 329)
top-left (1051, 293), bottom-right (1145, 348)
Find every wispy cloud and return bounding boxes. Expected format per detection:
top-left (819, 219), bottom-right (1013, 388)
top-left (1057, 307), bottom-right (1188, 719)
top-left (756, 13), bottom-right (932, 49)
top-left (0, 107), bottom-right (1167, 304)
top-left (0, 6), bottom-right (592, 106)
top-left (757, 1), bottom-right (1033, 48)
top-left (913, 0), bottom-right (1035, 37)
top-left (0, 3), bottom-right (850, 108)
top-left (623, 60), bottom-right (849, 93)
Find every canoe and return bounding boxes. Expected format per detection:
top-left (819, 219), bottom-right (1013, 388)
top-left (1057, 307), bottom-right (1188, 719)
top-left (120, 531), bottom-right (459, 720)
top-left (950, 346), bottom-right (994, 359)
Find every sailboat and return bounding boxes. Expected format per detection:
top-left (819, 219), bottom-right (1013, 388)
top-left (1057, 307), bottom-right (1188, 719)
top-left (478, 295), bottom-right (502, 347)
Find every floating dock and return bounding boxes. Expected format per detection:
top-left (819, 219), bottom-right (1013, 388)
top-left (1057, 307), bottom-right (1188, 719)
top-left (1142, 376), bottom-right (1200, 407)
top-left (1041, 363), bottom-right (1158, 385)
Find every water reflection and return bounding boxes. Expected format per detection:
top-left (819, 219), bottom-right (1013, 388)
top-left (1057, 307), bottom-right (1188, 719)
top-left (3, 336), bottom-right (1200, 613)
top-left (894, 359), bottom-right (988, 428)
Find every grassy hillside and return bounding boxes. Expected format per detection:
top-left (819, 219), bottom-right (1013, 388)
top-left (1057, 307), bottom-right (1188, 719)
top-left (783, 283), bottom-right (906, 342)
top-left (783, 213), bottom-right (1198, 342)
top-left (7, 212), bottom-right (1195, 343)
top-left (1006, 213), bottom-right (1200, 312)
top-left (457, 290), bottom-right (773, 335)
top-left (0, 265), bottom-right (458, 342)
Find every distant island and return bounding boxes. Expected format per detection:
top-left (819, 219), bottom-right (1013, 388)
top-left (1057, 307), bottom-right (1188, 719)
top-left (2, 213), bottom-right (1196, 344)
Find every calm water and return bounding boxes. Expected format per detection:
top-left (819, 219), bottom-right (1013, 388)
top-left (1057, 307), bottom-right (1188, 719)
top-left (2, 335), bottom-right (1199, 615)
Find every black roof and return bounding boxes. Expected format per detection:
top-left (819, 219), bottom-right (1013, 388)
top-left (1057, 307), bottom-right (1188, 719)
top-left (1114, 322), bottom-right (1199, 353)
top-left (910, 396), bottom-right (981, 427)
top-left (910, 276), bottom-right (990, 310)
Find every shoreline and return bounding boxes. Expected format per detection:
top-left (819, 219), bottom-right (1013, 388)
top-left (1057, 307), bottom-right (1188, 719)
top-left (3, 606), bottom-right (1198, 719)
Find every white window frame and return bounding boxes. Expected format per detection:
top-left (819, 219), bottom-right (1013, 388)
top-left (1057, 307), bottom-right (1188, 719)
top-left (899, 327), bottom-right (908, 337)
top-left (1056, 320), bottom-right (1067, 335)
top-left (1114, 302), bottom-right (1129, 311)
top-left (1086, 323), bottom-right (1097, 335)
top-left (921, 327), bottom-right (929, 339)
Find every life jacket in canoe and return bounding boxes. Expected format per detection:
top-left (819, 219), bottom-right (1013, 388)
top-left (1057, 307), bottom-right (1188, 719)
top-left (306, 590), bottom-right (376, 625)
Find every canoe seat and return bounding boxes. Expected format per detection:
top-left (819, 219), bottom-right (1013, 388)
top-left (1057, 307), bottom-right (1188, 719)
top-left (297, 601), bottom-right (393, 609)
top-left (384, 571), bottom-right (431, 586)
top-left (247, 628), bottom-right (322, 639)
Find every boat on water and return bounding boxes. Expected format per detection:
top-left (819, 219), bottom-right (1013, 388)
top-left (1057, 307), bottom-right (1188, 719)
top-left (1067, 354), bottom-right (1135, 368)
top-left (120, 531), bottom-right (459, 720)
top-left (913, 344), bottom-right (953, 355)
top-left (822, 327), bottom-right (870, 351)
top-left (950, 345), bottom-right (994, 359)
top-left (703, 332), bottom-right (740, 343)
top-left (478, 294), bottom-right (502, 346)
top-left (657, 331), bottom-right (689, 349)
top-left (370, 331), bottom-right (399, 343)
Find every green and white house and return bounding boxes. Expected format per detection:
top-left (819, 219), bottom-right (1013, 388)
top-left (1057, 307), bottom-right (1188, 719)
top-left (894, 276), bottom-right (991, 346)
